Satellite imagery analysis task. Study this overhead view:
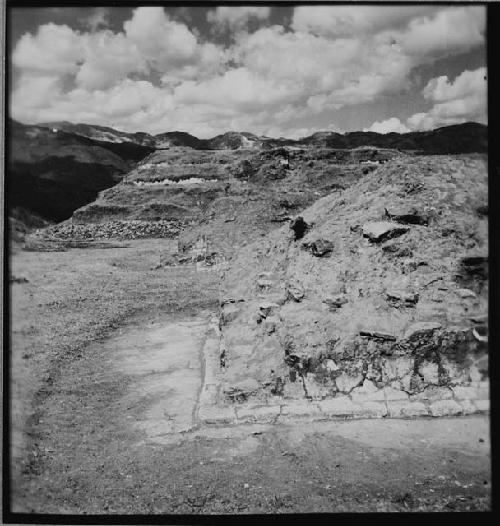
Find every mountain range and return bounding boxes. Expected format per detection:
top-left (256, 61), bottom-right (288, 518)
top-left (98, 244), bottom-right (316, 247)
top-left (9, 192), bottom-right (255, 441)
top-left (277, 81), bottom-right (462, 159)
top-left (6, 119), bottom-right (488, 229)
top-left (34, 120), bottom-right (487, 154)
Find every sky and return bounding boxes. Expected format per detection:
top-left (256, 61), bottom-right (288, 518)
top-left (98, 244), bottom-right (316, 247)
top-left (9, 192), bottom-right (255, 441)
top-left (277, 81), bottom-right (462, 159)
top-left (9, 4), bottom-right (487, 139)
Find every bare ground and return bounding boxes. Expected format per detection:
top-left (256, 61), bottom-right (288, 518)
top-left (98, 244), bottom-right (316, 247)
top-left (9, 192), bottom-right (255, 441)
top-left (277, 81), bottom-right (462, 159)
top-left (9, 240), bottom-right (491, 514)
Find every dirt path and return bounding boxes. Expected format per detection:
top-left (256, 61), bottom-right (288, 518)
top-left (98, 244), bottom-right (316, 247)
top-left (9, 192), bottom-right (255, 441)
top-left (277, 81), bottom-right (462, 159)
top-left (12, 309), bottom-right (490, 514)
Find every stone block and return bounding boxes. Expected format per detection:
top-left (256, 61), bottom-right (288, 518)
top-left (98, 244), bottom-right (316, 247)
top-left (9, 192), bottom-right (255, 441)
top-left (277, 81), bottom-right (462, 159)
top-left (382, 357), bottom-right (413, 381)
top-left (198, 405), bottom-right (236, 425)
top-left (350, 380), bottom-right (385, 402)
top-left (411, 386), bottom-right (453, 402)
top-left (318, 397), bottom-right (363, 416)
top-left (362, 221), bottom-right (409, 242)
top-left (383, 387), bottom-right (410, 401)
top-left (280, 401), bottom-right (322, 417)
top-left (387, 401), bottom-right (429, 418)
top-left (357, 401), bottom-right (388, 418)
top-left (302, 374), bottom-right (330, 400)
top-left (458, 399), bottom-right (477, 415)
top-left (418, 361), bottom-right (439, 384)
top-left (384, 205), bottom-right (429, 225)
top-left (235, 404), bottom-right (281, 423)
top-left (429, 399), bottom-right (462, 417)
top-left (335, 373), bottom-right (363, 393)
top-left (451, 385), bottom-right (480, 400)
top-left (303, 238), bottom-right (333, 257)
top-left (474, 399), bottom-right (490, 412)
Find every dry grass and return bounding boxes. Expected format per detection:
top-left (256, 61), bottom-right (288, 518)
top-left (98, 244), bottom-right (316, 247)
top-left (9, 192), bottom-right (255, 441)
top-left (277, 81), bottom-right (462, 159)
top-left (10, 239), bottom-right (219, 485)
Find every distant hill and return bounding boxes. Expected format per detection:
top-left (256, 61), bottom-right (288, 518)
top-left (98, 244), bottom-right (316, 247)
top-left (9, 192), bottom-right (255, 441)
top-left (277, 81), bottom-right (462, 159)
top-left (6, 120), bottom-right (153, 223)
top-left (154, 131), bottom-right (206, 149)
top-left (37, 121), bottom-right (157, 148)
top-left (297, 122), bottom-right (488, 154)
top-left (35, 120), bottom-right (487, 154)
top-left (204, 131), bottom-right (265, 150)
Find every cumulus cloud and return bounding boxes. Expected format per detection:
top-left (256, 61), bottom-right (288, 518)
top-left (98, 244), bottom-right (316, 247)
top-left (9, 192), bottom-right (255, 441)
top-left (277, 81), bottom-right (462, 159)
top-left (364, 118), bottom-right (410, 134)
top-left (292, 5), bottom-right (436, 37)
top-left (407, 67), bottom-right (487, 130)
top-left (10, 5), bottom-right (486, 137)
top-left (368, 67), bottom-right (487, 133)
top-left (397, 7), bottom-right (485, 60)
top-left (207, 6), bottom-right (271, 30)
top-left (13, 23), bottom-right (85, 75)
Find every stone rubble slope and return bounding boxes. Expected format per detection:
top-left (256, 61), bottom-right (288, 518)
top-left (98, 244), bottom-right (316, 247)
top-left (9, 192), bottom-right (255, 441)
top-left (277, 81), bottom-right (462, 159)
top-left (218, 155), bottom-right (488, 411)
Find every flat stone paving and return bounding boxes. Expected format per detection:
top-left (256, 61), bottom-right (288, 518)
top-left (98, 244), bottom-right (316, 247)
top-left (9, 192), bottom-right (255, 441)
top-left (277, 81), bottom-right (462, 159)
top-left (112, 313), bottom-right (211, 439)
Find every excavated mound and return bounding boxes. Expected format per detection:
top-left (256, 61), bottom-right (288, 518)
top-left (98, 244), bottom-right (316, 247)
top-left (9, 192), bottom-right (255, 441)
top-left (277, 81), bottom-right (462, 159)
top-left (219, 155), bottom-right (488, 403)
top-left (37, 146), bottom-right (378, 247)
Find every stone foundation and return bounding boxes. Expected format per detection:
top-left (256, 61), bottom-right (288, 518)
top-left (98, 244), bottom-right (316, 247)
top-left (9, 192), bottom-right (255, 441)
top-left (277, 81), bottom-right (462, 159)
top-left (197, 316), bottom-right (490, 426)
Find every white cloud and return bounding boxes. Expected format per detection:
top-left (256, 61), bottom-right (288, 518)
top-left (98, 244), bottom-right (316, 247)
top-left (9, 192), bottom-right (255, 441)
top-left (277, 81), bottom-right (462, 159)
top-left (10, 6), bottom-right (486, 138)
top-left (407, 67), bottom-right (487, 130)
top-left (13, 23), bottom-right (85, 74)
top-left (207, 6), bottom-right (271, 30)
top-left (423, 67), bottom-right (486, 103)
top-left (398, 7), bottom-right (485, 60)
top-left (364, 117), bottom-right (410, 134)
top-left (292, 5), bottom-right (436, 37)
top-left (75, 31), bottom-right (147, 90)
top-left (124, 7), bottom-right (198, 69)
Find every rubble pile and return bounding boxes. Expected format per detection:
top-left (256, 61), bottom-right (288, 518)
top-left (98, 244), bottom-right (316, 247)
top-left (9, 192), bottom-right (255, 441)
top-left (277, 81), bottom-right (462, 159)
top-left (35, 219), bottom-right (183, 240)
top-left (218, 155), bottom-right (489, 404)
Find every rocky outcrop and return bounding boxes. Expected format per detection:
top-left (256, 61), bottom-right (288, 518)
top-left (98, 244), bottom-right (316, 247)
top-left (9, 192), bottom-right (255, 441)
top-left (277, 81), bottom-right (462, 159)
top-left (384, 206), bottom-right (429, 225)
top-left (302, 238), bottom-right (333, 257)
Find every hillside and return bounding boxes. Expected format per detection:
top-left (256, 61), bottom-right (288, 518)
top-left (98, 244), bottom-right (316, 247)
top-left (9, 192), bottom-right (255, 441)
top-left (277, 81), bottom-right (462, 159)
top-left (218, 155), bottom-right (488, 405)
top-left (37, 121), bottom-right (157, 147)
top-left (36, 146), bottom-right (403, 247)
top-left (6, 120), bottom-right (154, 224)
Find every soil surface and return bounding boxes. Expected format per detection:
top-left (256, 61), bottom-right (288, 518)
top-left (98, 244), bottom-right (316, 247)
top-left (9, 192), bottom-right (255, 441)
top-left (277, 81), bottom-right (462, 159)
top-left (9, 239), bottom-right (491, 514)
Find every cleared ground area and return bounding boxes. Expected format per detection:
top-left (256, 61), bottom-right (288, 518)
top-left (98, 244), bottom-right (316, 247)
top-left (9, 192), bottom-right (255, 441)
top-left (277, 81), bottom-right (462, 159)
top-left (9, 239), bottom-right (490, 513)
